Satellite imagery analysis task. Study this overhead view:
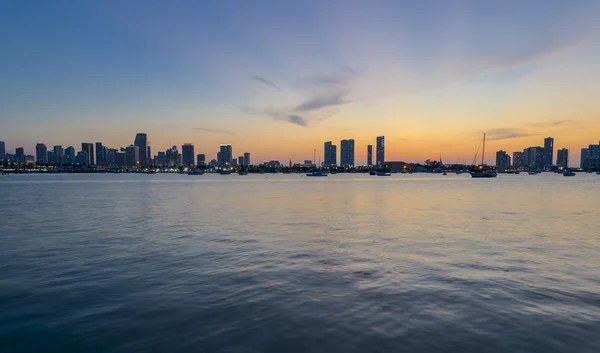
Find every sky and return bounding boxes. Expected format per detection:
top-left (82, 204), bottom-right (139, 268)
top-left (1, 0), bottom-right (600, 166)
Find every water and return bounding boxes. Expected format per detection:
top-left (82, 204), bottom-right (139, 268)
top-left (1, 173), bottom-right (599, 352)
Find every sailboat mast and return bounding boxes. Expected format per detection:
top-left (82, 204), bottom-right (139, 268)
top-left (482, 133), bottom-right (486, 166)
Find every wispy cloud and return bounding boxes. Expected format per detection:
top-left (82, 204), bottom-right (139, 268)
top-left (286, 115), bottom-right (308, 127)
top-left (294, 92), bottom-right (347, 112)
top-left (486, 128), bottom-right (533, 141)
top-left (192, 127), bottom-right (237, 135)
top-left (251, 76), bottom-right (279, 90)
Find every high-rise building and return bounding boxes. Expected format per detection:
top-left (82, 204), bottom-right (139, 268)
top-left (340, 139), bottom-right (355, 167)
top-left (64, 146), bottom-right (76, 164)
top-left (81, 143), bottom-right (94, 165)
top-left (243, 152), bottom-right (250, 166)
top-left (47, 151), bottom-right (57, 165)
top-left (238, 156), bottom-right (244, 166)
top-left (231, 158), bottom-right (238, 167)
top-left (556, 148), bottom-right (568, 169)
top-left (495, 150), bottom-right (511, 170)
top-left (543, 137), bottom-right (554, 169)
top-left (580, 148), bottom-right (590, 169)
top-left (589, 143), bottom-right (600, 169)
top-left (0, 141), bottom-right (5, 161)
top-left (367, 145), bottom-right (373, 166)
top-left (219, 144), bottom-right (233, 166)
top-left (324, 141), bottom-right (337, 166)
top-left (166, 147), bottom-right (180, 166)
top-left (36, 143), bottom-right (48, 164)
top-left (53, 145), bottom-right (64, 165)
top-left (16, 147), bottom-right (25, 164)
top-left (523, 146), bottom-right (544, 169)
top-left (105, 148), bottom-right (117, 165)
top-left (512, 151), bottom-right (524, 168)
top-left (125, 145), bottom-right (140, 167)
top-left (95, 142), bottom-right (104, 165)
top-left (134, 133), bottom-right (148, 166)
top-left (196, 154), bottom-right (206, 166)
top-left (147, 146), bottom-right (151, 164)
top-left (157, 152), bottom-right (166, 166)
top-left (114, 151), bottom-right (126, 166)
top-left (182, 143), bottom-right (195, 165)
top-left (77, 151), bottom-right (88, 165)
top-left (376, 136), bottom-right (385, 166)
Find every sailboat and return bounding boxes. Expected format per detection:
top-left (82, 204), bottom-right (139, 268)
top-left (470, 133), bottom-right (497, 178)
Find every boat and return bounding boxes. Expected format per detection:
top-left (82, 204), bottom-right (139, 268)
top-left (442, 171), bottom-right (447, 175)
top-left (586, 170), bottom-right (593, 174)
top-left (528, 171), bottom-right (540, 175)
top-left (369, 170), bottom-right (377, 175)
top-left (220, 171), bottom-right (231, 175)
top-left (187, 169), bottom-right (204, 175)
top-left (238, 171), bottom-right (248, 175)
top-left (376, 171), bottom-right (391, 176)
top-left (470, 133), bottom-right (497, 178)
top-left (597, 171), bottom-right (600, 175)
top-left (563, 170), bottom-right (576, 177)
top-left (145, 170), bottom-right (157, 174)
top-left (306, 171), bottom-right (327, 177)
top-left (455, 170), bottom-right (463, 174)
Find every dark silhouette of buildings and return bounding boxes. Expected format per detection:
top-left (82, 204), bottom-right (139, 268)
top-left (324, 141), bottom-right (337, 166)
top-left (376, 136), bottom-right (385, 166)
top-left (340, 139), bottom-right (355, 167)
top-left (134, 133), bottom-right (148, 166)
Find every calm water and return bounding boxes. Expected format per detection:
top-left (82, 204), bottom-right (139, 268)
top-left (1, 173), bottom-right (599, 352)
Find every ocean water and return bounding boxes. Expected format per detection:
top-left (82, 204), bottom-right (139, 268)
top-left (1, 173), bottom-right (599, 353)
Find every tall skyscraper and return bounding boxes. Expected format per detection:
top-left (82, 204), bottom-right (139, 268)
top-left (166, 147), bottom-right (179, 166)
top-left (196, 154), bottom-right (206, 165)
top-left (512, 151), bottom-right (524, 168)
top-left (238, 156), bottom-right (244, 166)
top-left (125, 145), bottom-right (140, 167)
top-left (243, 152), bottom-right (250, 166)
top-left (47, 151), bottom-right (57, 165)
top-left (219, 144), bottom-right (233, 166)
top-left (95, 142), bottom-right (104, 165)
top-left (64, 146), bottom-right (76, 164)
top-left (523, 146), bottom-right (544, 168)
top-left (158, 151), bottom-right (167, 166)
top-left (36, 143), bottom-right (48, 164)
top-left (580, 148), bottom-right (590, 169)
top-left (367, 145), bottom-right (373, 166)
top-left (543, 137), bottom-right (554, 169)
top-left (182, 143), bottom-right (195, 165)
top-left (77, 151), bottom-right (88, 165)
top-left (0, 141), bottom-right (5, 161)
top-left (495, 150), bottom-right (511, 170)
top-left (81, 143), bottom-right (94, 165)
top-left (340, 139), bottom-right (355, 167)
top-left (16, 147), bottom-right (25, 163)
top-left (53, 145), bottom-right (64, 165)
top-left (134, 133), bottom-right (148, 166)
top-left (376, 136), bottom-right (385, 166)
top-left (324, 141), bottom-right (337, 166)
top-left (589, 143), bottom-right (600, 170)
top-left (556, 148), bottom-right (569, 169)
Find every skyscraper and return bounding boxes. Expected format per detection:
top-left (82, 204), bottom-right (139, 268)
top-left (238, 156), bottom-right (244, 166)
top-left (556, 148), bottom-right (569, 169)
top-left (589, 143), bottom-right (600, 169)
top-left (166, 147), bottom-right (179, 166)
top-left (244, 152), bottom-right (250, 166)
top-left (95, 142), bottom-right (104, 165)
top-left (64, 146), bottom-right (76, 164)
top-left (158, 151), bottom-right (167, 166)
top-left (134, 133), bottom-right (148, 166)
top-left (197, 154), bottom-right (206, 165)
top-left (16, 147), bottom-right (25, 163)
top-left (36, 143), bottom-right (48, 164)
top-left (219, 144), bottom-right (233, 166)
top-left (543, 137), bottom-right (554, 169)
top-left (512, 151), bottom-right (524, 168)
top-left (340, 139), bottom-right (355, 167)
top-left (47, 151), bottom-right (56, 165)
top-left (0, 141), bottom-right (5, 161)
top-left (53, 145), bottom-right (64, 165)
top-left (182, 143), bottom-right (195, 165)
top-left (367, 145), bottom-right (373, 166)
top-left (125, 145), bottom-right (140, 167)
top-left (580, 148), bottom-right (590, 169)
top-left (323, 141), bottom-right (337, 166)
top-left (376, 136), bottom-right (385, 166)
top-left (495, 150), bottom-right (511, 170)
top-left (81, 143), bottom-right (94, 165)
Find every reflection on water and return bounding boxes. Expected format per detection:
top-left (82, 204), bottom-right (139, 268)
top-left (1, 173), bottom-right (599, 352)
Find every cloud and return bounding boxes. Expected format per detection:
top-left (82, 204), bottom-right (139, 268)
top-left (192, 127), bottom-right (236, 135)
top-left (294, 92), bottom-right (346, 112)
top-left (251, 76), bottom-right (279, 90)
top-left (486, 128), bottom-right (533, 140)
top-left (285, 115), bottom-right (307, 127)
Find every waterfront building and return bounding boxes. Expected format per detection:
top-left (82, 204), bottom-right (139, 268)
top-left (556, 148), bottom-right (568, 169)
top-left (113, 151), bottom-right (125, 166)
top-left (367, 145), bottom-right (373, 166)
top-left (65, 146), bottom-right (76, 164)
top-left (231, 158), bottom-right (238, 167)
top-left (158, 151), bottom-right (166, 166)
top-left (182, 143), bottom-right (195, 166)
top-left (340, 139), bottom-right (355, 167)
top-left (0, 141), bottom-right (5, 161)
top-left (77, 151), bottom-right (88, 165)
top-left (125, 145), bottom-right (140, 167)
top-left (244, 152), bottom-right (250, 166)
top-left (238, 156), bottom-right (244, 166)
top-left (166, 147), bottom-right (179, 166)
top-left (197, 154), bottom-right (206, 166)
top-left (495, 150), bottom-right (511, 170)
top-left (36, 143), bottom-right (48, 164)
top-left (219, 144), bottom-right (233, 166)
top-left (512, 151), bottom-right (524, 168)
top-left (543, 137), bottom-right (554, 169)
top-left (105, 148), bottom-right (117, 165)
top-left (95, 142), bottom-right (104, 165)
top-left (523, 146), bottom-right (544, 169)
top-left (53, 145), bottom-right (64, 165)
top-left (81, 143), bottom-right (94, 165)
top-left (134, 133), bottom-right (148, 166)
top-left (589, 142), bottom-right (600, 169)
top-left (16, 147), bottom-right (25, 164)
top-left (25, 155), bottom-right (34, 164)
top-left (580, 148), bottom-right (590, 169)
top-left (376, 136), bottom-right (385, 166)
top-left (324, 141), bottom-right (337, 166)
top-left (47, 151), bottom-right (56, 165)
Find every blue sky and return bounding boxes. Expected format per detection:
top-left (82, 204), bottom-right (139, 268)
top-left (1, 0), bottom-right (599, 164)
